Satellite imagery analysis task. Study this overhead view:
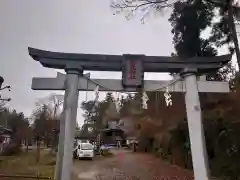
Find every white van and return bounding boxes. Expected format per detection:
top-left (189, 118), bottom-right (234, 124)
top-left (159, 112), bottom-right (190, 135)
top-left (76, 142), bottom-right (94, 160)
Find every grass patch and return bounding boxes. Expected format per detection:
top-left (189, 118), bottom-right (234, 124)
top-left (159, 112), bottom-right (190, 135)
top-left (0, 150), bottom-right (56, 180)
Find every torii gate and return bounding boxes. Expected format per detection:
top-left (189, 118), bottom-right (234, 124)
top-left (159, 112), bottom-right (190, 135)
top-left (29, 47), bottom-right (231, 180)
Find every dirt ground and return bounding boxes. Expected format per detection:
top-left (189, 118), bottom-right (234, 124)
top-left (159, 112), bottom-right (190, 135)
top-left (73, 150), bottom-right (194, 180)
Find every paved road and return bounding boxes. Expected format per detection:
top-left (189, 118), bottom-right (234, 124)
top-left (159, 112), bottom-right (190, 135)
top-left (73, 151), bottom-right (194, 180)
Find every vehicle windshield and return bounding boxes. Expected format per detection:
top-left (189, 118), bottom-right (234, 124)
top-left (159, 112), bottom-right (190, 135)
top-left (81, 144), bottom-right (93, 150)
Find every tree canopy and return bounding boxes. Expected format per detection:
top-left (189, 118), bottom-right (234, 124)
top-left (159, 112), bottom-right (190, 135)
top-left (0, 106), bottom-right (30, 146)
top-left (80, 93), bottom-right (117, 137)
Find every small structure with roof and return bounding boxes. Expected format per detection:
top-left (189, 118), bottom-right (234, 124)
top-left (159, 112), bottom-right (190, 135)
top-left (0, 125), bottom-right (12, 153)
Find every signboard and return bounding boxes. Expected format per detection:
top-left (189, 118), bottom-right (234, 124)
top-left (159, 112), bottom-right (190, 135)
top-left (122, 55), bottom-right (144, 88)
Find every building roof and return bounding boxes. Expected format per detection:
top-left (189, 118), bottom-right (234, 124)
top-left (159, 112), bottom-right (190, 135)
top-left (0, 125), bottom-right (12, 134)
top-left (100, 128), bottom-right (124, 133)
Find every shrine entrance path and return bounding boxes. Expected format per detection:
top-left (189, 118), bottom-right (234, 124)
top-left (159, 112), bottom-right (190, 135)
top-left (73, 151), bottom-right (194, 180)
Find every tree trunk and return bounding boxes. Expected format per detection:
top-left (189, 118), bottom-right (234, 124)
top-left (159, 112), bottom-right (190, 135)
top-left (132, 143), bottom-right (137, 152)
top-left (54, 131), bottom-right (59, 152)
top-left (36, 139), bottom-right (41, 163)
top-left (171, 146), bottom-right (185, 167)
top-left (51, 105), bottom-right (58, 152)
top-left (228, 0), bottom-right (240, 68)
top-left (26, 139), bottom-right (29, 153)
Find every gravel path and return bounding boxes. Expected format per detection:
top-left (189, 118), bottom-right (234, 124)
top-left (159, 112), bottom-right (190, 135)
top-left (73, 151), bottom-right (193, 180)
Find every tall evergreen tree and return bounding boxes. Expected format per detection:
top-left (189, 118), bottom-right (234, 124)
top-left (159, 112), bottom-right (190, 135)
top-left (169, 0), bottom-right (236, 81)
top-left (169, 0), bottom-right (217, 57)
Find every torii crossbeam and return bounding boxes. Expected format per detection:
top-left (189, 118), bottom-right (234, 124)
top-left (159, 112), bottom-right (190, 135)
top-left (29, 47), bottom-right (232, 180)
top-left (32, 72), bottom-right (230, 93)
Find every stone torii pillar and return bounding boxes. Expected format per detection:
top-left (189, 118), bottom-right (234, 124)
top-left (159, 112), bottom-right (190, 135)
top-left (55, 66), bottom-right (82, 180)
top-left (181, 69), bottom-right (210, 180)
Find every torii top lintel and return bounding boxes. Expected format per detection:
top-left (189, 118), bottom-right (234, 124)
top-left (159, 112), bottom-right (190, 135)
top-left (28, 47), bottom-right (232, 73)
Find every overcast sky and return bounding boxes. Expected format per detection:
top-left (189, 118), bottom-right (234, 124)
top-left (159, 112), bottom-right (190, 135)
top-left (0, 0), bottom-right (236, 125)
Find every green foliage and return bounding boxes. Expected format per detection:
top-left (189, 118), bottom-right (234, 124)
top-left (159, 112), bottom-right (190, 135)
top-left (169, 0), bottom-right (237, 82)
top-left (0, 107), bottom-right (29, 155)
top-left (0, 109), bottom-right (28, 133)
top-left (0, 108), bottom-right (30, 146)
top-left (120, 92), bottom-right (145, 117)
top-left (119, 93), bottom-right (134, 117)
top-left (169, 0), bottom-right (216, 57)
top-left (209, 0), bottom-right (234, 53)
top-left (80, 93), bottom-right (116, 136)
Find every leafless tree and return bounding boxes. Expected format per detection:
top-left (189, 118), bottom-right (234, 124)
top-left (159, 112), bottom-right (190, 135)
top-left (35, 94), bottom-right (64, 152)
top-left (35, 93), bottom-right (64, 118)
top-left (32, 104), bottom-right (50, 163)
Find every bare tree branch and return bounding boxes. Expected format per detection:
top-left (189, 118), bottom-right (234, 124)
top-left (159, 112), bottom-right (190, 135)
top-left (111, 0), bottom-right (168, 9)
top-left (111, 0), bottom-right (177, 23)
top-left (35, 93), bottom-right (64, 118)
